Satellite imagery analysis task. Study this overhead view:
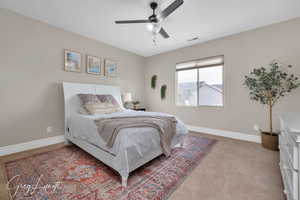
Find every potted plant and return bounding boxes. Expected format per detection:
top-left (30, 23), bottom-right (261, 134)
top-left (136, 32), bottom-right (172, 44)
top-left (244, 61), bottom-right (300, 150)
top-left (132, 101), bottom-right (140, 110)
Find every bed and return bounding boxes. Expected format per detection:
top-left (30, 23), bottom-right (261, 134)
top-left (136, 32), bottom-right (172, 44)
top-left (63, 82), bottom-right (188, 186)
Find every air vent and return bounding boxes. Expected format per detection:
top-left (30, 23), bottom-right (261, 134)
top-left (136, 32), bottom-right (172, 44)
top-left (187, 37), bottom-right (199, 42)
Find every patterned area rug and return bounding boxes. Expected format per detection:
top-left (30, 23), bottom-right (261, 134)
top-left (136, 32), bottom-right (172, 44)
top-left (5, 135), bottom-right (216, 200)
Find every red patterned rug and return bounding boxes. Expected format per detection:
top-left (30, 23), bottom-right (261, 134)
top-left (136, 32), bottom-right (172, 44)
top-left (5, 135), bottom-right (216, 200)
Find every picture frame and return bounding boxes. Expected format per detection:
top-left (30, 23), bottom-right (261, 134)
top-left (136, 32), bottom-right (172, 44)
top-left (64, 50), bottom-right (82, 73)
top-left (104, 59), bottom-right (117, 77)
top-left (86, 55), bottom-right (102, 75)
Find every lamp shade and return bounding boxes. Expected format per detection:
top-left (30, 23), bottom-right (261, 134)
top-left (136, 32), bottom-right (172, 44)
top-left (123, 93), bottom-right (132, 102)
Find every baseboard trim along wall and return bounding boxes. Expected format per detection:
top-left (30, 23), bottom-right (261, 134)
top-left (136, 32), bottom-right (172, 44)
top-left (0, 135), bottom-right (65, 156)
top-left (187, 125), bottom-right (261, 143)
top-left (0, 126), bottom-right (260, 156)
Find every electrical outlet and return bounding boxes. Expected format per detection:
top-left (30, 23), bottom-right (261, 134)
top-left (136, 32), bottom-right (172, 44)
top-left (47, 126), bottom-right (53, 134)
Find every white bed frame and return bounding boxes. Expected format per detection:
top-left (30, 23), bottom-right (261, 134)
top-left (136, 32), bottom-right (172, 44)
top-left (63, 82), bottom-right (183, 187)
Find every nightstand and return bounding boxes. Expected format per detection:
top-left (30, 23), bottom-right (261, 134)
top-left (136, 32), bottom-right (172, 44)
top-left (133, 108), bottom-right (146, 111)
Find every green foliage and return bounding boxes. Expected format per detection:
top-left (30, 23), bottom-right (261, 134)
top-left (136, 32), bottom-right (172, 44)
top-left (132, 101), bottom-right (140, 105)
top-left (151, 75), bottom-right (157, 89)
top-left (161, 85), bottom-right (167, 100)
top-left (244, 61), bottom-right (300, 106)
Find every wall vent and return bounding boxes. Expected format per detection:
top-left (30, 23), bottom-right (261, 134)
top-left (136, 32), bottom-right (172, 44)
top-left (187, 37), bottom-right (199, 42)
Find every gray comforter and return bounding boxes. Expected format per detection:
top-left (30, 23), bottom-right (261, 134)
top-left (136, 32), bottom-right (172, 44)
top-left (94, 115), bottom-right (177, 156)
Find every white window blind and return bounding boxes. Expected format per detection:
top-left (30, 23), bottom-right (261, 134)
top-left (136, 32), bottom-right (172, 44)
top-left (176, 55), bottom-right (224, 71)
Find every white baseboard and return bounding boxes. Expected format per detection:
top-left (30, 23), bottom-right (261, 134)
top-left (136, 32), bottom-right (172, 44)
top-left (0, 126), bottom-right (260, 156)
top-left (187, 125), bottom-right (261, 143)
top-left (0, 135), bottom-right (65, 157)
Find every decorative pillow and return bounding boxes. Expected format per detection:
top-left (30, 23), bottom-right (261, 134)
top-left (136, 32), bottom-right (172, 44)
top-left (78, 106), bottom-right (89, 115)
top-left (78, 94), bottom-right (122, 115)
top-left (78, 94), bottom-right (100, 105)
top-left (78, 94), bottom-right (100, 114)
top-left (96, 94), bottom-right (120, 106)
top-left (94, 94), bottom-right (123, 114)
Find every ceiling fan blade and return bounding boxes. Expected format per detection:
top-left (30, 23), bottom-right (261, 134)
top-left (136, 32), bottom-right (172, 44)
top-left (159, 27), bottom-right (170, 39)
top-left (115, 20), bottom-right (150, 24)
top-left (159, 0), bottom-right (184, 20)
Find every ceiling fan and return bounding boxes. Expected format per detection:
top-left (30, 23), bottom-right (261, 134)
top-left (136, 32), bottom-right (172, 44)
top-left (115, 0), bottom-right (184, 39)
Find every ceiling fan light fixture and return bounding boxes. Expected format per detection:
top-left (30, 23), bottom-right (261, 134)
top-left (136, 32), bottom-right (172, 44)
top-left (147, 23), bottom-right (161, 34)
top-left (146, 23), bottom-right (154, 31)
top-left (115, 0), bottom-right (183, 39)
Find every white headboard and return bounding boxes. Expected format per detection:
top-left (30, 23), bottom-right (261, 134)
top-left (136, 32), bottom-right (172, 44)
top-left (63, 82), bottom-right (123, 134)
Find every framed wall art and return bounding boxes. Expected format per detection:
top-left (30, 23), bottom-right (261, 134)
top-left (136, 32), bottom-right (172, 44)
top-left (87, 55), bottom-right (102, 75)
top-left (104, 59), bottom-right (117, 77)
top-left (64, 50), bottom-right (82, 73)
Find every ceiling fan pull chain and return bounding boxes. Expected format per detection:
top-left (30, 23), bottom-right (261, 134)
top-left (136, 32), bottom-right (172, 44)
top-left (153, 35), bottom-right (157, 46)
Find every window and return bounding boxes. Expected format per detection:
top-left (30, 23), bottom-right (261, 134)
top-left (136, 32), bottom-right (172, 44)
top-left (176, 55), bottom-right (224, 107)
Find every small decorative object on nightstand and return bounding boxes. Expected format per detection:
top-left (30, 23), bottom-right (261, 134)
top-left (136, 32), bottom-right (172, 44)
top-left (132, 101), bottom-right (140, 110)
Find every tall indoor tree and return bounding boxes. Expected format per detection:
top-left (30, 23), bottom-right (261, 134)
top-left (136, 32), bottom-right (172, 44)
top-left (244, 61), bottom-right (299, 149)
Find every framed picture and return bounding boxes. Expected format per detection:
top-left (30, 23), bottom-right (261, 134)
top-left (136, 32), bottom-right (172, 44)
top-left (87, 55), bottom-right (102, 75)
top-left (104, 59), bottom-right (117, 77)
top-left (64, 50), bottom-right (82, 73)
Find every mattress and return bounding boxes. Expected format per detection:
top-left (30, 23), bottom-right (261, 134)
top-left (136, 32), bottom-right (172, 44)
top-left (67, 109), bottom-right (188, 156)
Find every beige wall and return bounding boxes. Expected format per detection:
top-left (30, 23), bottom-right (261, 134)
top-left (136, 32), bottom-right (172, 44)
top-left (145, 18), bottom-right (300, 135)
top-left (1, 8), bottom-right (300, 147)
top-left (0, 9), bottom-right (145, 146)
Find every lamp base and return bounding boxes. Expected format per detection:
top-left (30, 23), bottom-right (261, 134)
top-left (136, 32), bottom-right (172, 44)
top-left (124, 102), bottom-right (130, 109)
